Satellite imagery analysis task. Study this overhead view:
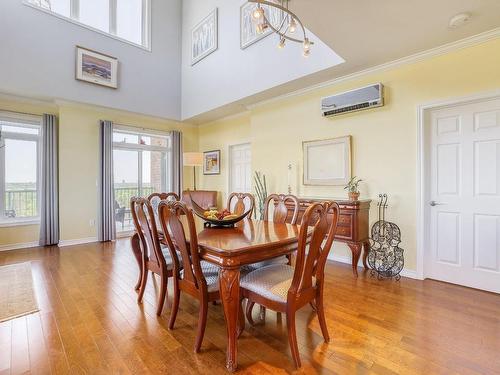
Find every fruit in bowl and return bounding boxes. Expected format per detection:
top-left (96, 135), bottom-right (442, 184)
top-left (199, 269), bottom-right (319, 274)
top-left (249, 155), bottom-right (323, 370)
top-left (203, 209), bottom-right (238, 221)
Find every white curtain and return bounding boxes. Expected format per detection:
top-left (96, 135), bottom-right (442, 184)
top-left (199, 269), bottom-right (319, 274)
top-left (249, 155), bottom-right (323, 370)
top-left (98, 120), bottom-right (116, 241)
top-left (39, 114), bottom-right (59, 246)
top-left (171, 131), bottom-right (183, 196)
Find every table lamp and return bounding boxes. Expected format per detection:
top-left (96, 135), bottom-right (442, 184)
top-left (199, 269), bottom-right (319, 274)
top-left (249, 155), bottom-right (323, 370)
top-left (183, 152), bottom-right (203, 190)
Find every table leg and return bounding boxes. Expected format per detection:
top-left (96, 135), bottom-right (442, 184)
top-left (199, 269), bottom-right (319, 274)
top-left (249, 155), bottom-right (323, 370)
top-left (219, 267), bottom-right (241, 372)
top-left (362, 240), bottom-right (371, 269)
top-left (347, 242), bottom-right (362, 277)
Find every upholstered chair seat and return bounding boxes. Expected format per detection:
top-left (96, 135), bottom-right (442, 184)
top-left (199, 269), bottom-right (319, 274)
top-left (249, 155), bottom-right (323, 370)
top-left (241, 264), bottom-right (316, 303)
top-left (180, 260), bottom-right (220, 292)
top-left (246, 256), bottom-right (289, 272)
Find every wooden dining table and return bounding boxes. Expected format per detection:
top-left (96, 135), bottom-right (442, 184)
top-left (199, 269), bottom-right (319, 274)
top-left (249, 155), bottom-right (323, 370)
top-left (161, 216), bottom-right (303, 372)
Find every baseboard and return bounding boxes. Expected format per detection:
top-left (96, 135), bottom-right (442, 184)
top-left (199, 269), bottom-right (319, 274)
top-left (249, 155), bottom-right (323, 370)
top-left (0, 241), bottom-right (39, 252)
top-left (327, 252), bottom-right (421, 280)
top-left (58, 237), bottom-right (98, 247)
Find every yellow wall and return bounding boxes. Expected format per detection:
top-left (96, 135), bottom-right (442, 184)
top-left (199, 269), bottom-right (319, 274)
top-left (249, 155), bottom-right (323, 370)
top-left (0, 98), bottom-right (198, 246)
top-left (198, 38), bottom-right (500, 271)
top-left (198, 113), bottom-right (251, 207)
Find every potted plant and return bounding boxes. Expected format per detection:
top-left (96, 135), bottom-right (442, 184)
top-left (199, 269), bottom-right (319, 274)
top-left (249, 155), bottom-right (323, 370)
top-left (344, 176), bottom-right (362, 201)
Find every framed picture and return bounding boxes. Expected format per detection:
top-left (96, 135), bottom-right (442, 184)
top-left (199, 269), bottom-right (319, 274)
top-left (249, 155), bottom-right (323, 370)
top-left (240, 1), bottom-right (284, 49)
top-left (203, 150), bottom-right (221, 175)
top-left (191, 8), bottom-right (218, 65)
top-left (303, 136), bottom-right (352, 186)
top-left (76, 46), bottom-right (118, 89)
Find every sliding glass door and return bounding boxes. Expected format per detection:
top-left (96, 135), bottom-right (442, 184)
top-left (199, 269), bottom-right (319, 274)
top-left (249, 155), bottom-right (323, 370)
top-left (112, 127), bottom-right (171, 233)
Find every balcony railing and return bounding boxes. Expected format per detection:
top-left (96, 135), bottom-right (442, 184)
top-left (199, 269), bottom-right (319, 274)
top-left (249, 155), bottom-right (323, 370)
top-left (114, 186), bottom-right (155, 209)
top-left (114, 186), bottom-right (155, 232)
top-left (4, 190), bottom-right (37, 218)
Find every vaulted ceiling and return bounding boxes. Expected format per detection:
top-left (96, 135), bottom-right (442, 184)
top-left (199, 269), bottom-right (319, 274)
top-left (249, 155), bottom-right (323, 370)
top-left (188, 0), bottom-right (500, 123)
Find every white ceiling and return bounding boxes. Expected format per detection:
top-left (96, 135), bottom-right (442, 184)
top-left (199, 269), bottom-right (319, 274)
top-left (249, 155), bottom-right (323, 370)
top-left (188, 0), bottom-right (500, 124)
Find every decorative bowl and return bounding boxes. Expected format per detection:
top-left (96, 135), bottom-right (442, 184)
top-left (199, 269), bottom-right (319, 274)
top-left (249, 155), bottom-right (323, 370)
top-left (189, 197), bottom-right (252, 227)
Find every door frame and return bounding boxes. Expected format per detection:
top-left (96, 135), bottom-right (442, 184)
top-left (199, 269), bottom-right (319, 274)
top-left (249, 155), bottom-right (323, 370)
top-left (227, 141), bottom-right (252, 198)
top-left (416, 89), bottom-right (500, 280)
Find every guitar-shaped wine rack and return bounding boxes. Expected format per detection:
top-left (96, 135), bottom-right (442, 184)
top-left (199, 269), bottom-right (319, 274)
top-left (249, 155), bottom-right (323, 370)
top-left (368, 194), bottom-right (404, 280)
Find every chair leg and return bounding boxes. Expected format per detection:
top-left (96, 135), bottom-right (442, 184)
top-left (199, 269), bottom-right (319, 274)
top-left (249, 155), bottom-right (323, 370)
top-left (168, 280), bottom-right (180, 330)
top-left (194, 299), bottom-right (208, 353)
top-left (237, 299), bottom-right (245, 338)
top-left (137, 268), bottom-right (148, 304)
top-left (259, 305), bottom-right (266, 322)
top-left (286, 311), bottom-right (301, 369)
top-left (316, 294), bottom-right (330, 343)
top-left (245, 300), bottom-right (256, 326)
top-left (156, 275), bottom-right (168, 316)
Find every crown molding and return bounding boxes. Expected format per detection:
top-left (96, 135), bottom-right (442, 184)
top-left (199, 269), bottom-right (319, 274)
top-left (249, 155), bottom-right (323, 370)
top-left (198, 110), bottom-right (252, 128)
top-left (246, 27), bottom-right (500, 111)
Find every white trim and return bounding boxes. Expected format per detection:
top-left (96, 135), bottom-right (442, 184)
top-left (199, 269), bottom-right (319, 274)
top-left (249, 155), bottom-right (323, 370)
top-left (198, 111), bottom-right (251, 128)
top-left (0, 219), bottom-right (40, 228)
top-left (327, 253), bottom-right (420, 280)
top-left (58, 237), bottom-right (98, 247)
top-left (116, 230), bottom-right (134, 238)
top-left (0, 241), bottom-right (39, 252)
top-left (247, 27), bottom-right (500, 110)
top-left (415, 89), bottom-right (500, 280)
top-left (23, 1), bottom-right (152, 52)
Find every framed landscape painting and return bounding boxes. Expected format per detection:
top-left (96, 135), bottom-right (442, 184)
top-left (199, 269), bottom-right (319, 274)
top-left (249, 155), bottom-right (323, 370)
top-left (191, 8), bottom-right (218, 65)
top-left (240, 1), bottom-right (284, 49)
top-left (303, 136), bottom-right (352, 186)
top-left (76, 46), bottom-right (118, 88)
top-left (203, 150), bottom-right (221, 175)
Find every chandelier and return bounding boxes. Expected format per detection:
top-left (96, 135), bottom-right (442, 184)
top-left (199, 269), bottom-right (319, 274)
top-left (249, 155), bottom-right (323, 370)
top-left (248, 0), bottom-right (313, 56)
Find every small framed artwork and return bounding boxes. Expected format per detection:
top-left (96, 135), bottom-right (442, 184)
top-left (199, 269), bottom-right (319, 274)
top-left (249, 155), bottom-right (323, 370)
top-left (303, 136), bottom-right (352, 186)
top-left (203, 150), bottom-right (221, 175)
top-left (240, 1), bottom-right (284, 49)
top-left (76, 46), bottom-right (118, 88)
top-left (191, 8), bottom-right (218, 65)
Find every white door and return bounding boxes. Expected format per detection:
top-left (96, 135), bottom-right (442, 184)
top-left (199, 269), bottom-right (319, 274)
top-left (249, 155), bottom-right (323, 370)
top-left (229, 143), bottom-right (252, 193)
top-left (427, 98), bottom-right (500, 293)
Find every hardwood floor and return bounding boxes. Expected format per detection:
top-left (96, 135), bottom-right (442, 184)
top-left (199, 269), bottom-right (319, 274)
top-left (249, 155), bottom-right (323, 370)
top-left (0, 239), bottom-right (499, 374)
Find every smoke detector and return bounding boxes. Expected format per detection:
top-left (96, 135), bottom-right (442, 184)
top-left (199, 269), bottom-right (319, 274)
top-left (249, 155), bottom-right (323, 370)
top-left (449, 13), bottom-right (471, 28)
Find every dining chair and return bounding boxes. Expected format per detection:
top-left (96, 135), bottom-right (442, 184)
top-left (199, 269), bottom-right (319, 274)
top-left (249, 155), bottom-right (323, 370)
top-left (247, 194), bottom-right (300, 272)
top-left (158, 200), bottom-right (245, 352)
top-left (227, 192), bottom-right (255, 216)
top-left (131, 193), bottom-right (179, 292)
top-left (246, 194), bottom-right (301, 321)
top-left (130, 196), bottom-right (174, 316)
top-left (240, 201), bottom-right (340, 368)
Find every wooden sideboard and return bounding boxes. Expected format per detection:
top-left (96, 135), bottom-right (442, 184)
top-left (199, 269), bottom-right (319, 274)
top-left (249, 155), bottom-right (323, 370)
top-left (285, 197), bottom-right (371, 276)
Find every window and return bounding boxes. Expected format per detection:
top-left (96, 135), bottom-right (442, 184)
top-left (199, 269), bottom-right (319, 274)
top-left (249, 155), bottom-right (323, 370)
top-left (113, 126), bottom-right (172, 233)
top-left (26, 0), bottom-right (150, 49)
top-left (0, 113), bottom-right (42, 225)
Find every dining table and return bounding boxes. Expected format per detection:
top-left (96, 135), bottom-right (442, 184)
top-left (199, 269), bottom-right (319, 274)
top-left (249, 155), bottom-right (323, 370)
top-left (162, 216), bottom-right (303, 372)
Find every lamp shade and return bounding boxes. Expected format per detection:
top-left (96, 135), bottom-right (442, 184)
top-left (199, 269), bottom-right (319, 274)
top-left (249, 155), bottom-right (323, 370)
top-left (183, 152), bottom-right (203, 167)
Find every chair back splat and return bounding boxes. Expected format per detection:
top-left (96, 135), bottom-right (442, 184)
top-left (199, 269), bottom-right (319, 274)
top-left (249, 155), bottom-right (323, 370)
top-left (227, 192), bottom-right (255, 216)
top-left (264, 194), bottom-right (300, 225)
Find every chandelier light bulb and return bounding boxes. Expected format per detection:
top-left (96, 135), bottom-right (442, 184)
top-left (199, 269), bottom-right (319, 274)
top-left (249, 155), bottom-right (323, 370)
top-left (303, 37), bottom-right (311, 51)
top-left (253, 6), bottom-right (264, 20)
top-left (289, 18), bottom-right (297, 34)
top-left (256, 23), bottom-right (265, 34)
top-left (278, 37), bottom-right (286, 49)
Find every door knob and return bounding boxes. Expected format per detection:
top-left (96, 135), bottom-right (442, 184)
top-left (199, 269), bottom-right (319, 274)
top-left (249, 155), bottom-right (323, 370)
top-left (429, 201), bottom-right (446, 206)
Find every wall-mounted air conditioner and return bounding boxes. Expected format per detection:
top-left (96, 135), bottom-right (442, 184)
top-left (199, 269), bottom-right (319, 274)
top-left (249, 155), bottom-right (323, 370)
top-left (321, 83), bottom-right (384, 117)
